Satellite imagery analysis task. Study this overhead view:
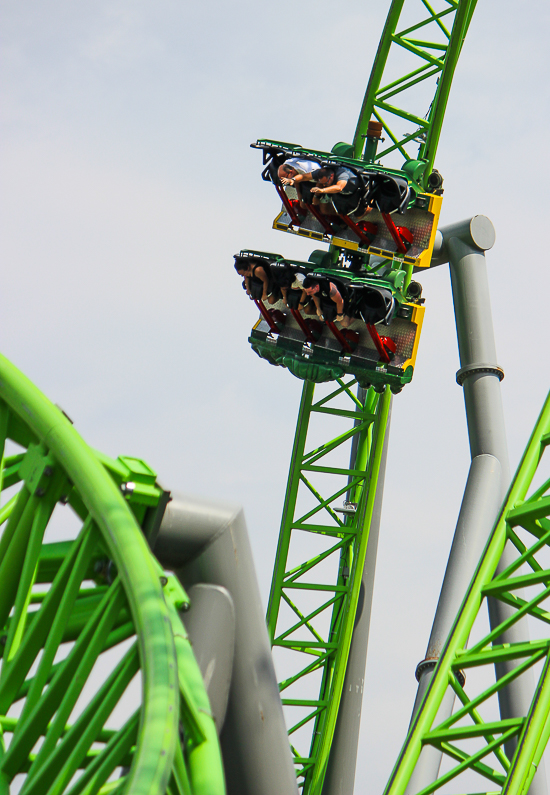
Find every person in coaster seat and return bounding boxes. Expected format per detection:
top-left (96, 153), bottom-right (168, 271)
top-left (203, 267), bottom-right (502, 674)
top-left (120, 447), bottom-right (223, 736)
top-left (269, 259), bottom-right (300, 306)
top-left (286, 272), bottom-right (306, 309)
top-left (278, 157), bottom-right (320, 208)
top-left (286, 166), bottom-right (363, 217)
top-left (278, 157), bottom-right (320, 181)
top-left (234, 256), bottom-right (276, 305)
top-left (298, 275), bottom-right (348, 323)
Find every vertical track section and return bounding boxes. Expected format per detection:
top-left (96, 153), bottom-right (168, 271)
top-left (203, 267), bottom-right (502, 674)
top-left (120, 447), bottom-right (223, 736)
top-left (266, 379), bottom-right (391, 795)
top-left (0, 353), bottom-right (224, 795)
top-left (353, 0), bottom-right (477, 178)
top-left (384, 389), bottom-right (550, 795)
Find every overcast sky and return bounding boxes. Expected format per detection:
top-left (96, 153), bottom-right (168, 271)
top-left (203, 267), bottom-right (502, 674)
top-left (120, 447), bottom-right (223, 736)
top-left (1, 1), bottom-right (550, 792)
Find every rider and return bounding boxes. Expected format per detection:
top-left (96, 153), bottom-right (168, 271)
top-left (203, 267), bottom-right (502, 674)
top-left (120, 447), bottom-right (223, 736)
top-left (234, 256), bottom-right (276, 304)
top-left (277, 157), bottom-right (320, 181)
top-left (283, 166), bottom-right (362, 216)
top-left (298, 276), bottom-right (347, 323)
top-left (278, 157), bottom-right (320, 207)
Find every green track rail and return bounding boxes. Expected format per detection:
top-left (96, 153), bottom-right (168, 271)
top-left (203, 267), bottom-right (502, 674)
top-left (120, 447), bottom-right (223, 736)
top-left (353, 0), bottom-right (477, 182)
top-left (0, 353), bottom-right (224, 795)
top-left (384, 389), bottom-right (550, 795)
top-left (266, 380), bottom-right (391, 795)
top-left (260, 1), bottom-right (487, 786)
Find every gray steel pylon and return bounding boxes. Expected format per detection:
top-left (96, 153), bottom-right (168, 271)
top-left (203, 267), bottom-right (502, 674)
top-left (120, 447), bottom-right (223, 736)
top-left (406, 217), bottom-right (547, 795)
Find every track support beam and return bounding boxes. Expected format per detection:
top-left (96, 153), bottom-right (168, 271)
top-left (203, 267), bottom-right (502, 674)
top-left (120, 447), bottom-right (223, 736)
top-left (154, 494), bottom-right (298, 795)
top-left (406, 217), bottom-right (546, 795)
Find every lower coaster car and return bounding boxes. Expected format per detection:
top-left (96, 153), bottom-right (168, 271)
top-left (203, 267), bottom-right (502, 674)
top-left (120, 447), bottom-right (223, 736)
top-left (249, 298), bottom-right (424, 393)
top-left (237, 249), bottom-right (425, 391)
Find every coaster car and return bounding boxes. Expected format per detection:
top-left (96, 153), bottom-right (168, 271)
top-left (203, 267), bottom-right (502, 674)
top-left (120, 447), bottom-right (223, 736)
top-left (238, 249), bottom-right (425, 393)
top-left (251, 139), bottom-right (442, 271)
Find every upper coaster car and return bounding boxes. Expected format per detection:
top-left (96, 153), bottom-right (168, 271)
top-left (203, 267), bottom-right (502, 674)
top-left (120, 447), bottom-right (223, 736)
top-left (251, 139), bottom-right (442, 270)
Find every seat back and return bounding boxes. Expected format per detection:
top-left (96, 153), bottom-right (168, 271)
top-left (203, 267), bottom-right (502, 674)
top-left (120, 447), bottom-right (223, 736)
top-left (347, 284), bottom-right (395, 325)
top-left (365, 174), bottom-right (411, 214)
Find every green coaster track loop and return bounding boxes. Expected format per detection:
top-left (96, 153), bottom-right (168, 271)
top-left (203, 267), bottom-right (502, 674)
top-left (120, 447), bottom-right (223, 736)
top-left (0, 353), bottom-right (224, 795)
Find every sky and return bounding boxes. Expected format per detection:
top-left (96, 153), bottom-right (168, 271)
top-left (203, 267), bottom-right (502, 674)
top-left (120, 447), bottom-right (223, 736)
top-left (1, 0), bottom-right (550, 792)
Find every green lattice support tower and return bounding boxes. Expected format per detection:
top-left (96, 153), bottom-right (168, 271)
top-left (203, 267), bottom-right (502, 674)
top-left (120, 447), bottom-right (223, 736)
top-left (266, 380), bottom-right (391, 795)
top-left (353, 0), bottom-right (478, 184)
top-left (0, 352), bottom-right (225, 795)
top-left (384, 388), bottom-right (550, 795)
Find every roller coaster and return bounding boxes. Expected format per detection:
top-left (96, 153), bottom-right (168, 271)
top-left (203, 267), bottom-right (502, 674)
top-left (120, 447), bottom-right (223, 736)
top-left (2, 1), bottom-right (550, 795)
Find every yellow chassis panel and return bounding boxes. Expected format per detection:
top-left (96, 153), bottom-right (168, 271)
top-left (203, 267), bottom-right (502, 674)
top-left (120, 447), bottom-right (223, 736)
top-left (273, 193), bottom-right (443, 269)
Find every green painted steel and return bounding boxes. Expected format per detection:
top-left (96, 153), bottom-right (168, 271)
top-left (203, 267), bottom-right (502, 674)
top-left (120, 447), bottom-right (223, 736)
top-left (383, 389), bottom-right (550, 795)
top-left (0, 353), bottom-right (224, 795)
top-left (245, 249), bottom-right (421, 393)
top-left (353, 0), bottom-right (477, 183)
top-left (266, 379), bottom-right (391, 794)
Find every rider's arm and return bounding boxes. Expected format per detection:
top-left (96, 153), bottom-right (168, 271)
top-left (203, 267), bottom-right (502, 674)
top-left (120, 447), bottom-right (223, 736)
top-left (313, 295), bottom-right (323, 319)
top-left (281, 172), bottom-right (312, 187)
top-left (329, 283), bottom-right (344, 314)
top-left (255, 267), bottom-right (270, 301)
top-left (312, 179), bottom-right (348, 195)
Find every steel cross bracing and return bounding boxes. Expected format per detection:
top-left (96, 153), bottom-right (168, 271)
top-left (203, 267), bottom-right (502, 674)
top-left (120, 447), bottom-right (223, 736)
top-left (384, 389), bottom-right (550, 795)
top-left (266, 379), bottom-right (391, 795)
top-left (0, 353), bottom-right (225, 795)
top-left (353, 0), bottom-right (477, 181)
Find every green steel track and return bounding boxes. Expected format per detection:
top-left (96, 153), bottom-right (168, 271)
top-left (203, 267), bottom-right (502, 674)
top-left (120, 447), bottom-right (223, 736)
top-left (354, 0), bottom-right (477, 183)
top-left (3, 1), bottom-right (531, 794)
top-left (384, 389), bottom-right (550, 795)
top-left (266, 380), bottom-right (391, 794)
top-left (0, 353), bottom-right (224, 795)
top-left (262, 3), bottom-right (481, 789)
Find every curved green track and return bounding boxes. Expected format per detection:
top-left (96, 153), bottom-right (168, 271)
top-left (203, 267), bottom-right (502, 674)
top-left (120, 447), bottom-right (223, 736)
top-left (384, 389), bottom-right (550, 795)
top-left (6, 1), bottom-right (550, 794)
top-left (0, 353), bottom-right (224, 795)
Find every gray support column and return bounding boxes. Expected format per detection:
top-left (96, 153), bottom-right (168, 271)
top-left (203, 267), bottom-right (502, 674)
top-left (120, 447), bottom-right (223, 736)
top-left (182, 583), bottom-right (236, 731)
top-left (407, 216), bottom-right (545, 795)
top-left (154, 494), bottom-right (298, 795)
top-left (322, 396), bottom-right (392, 795)
top-left (445, 220), bottom-right (508, 478)
top-left (447, 226), bottom-right (543, 782)
top-left (406, 453), bottom-right (502, 792)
